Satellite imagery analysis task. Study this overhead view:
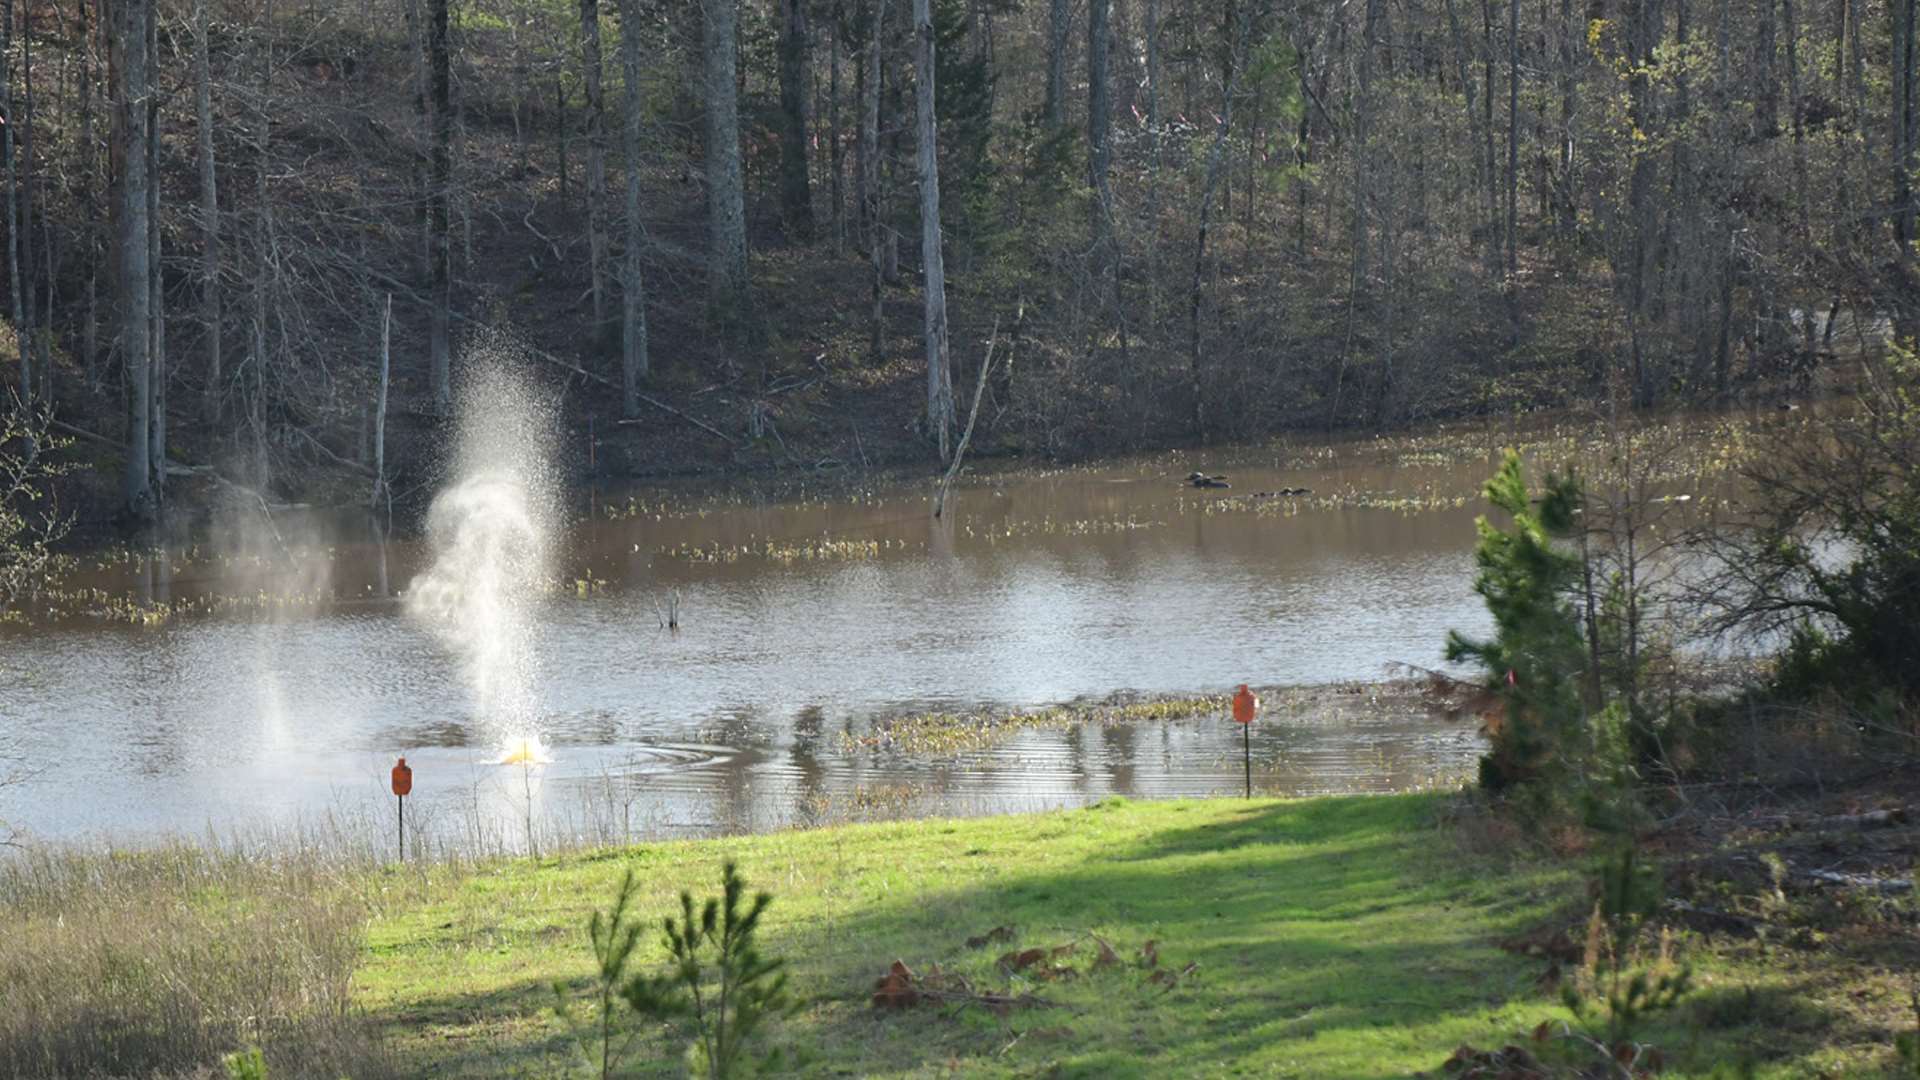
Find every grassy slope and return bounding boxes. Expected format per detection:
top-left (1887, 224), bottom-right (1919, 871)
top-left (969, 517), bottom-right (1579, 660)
top-left (357, 792), bottom-right (1815, 1079)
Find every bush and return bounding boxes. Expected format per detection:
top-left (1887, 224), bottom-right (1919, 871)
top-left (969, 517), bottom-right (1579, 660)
top-left (1700, 346), bottom-right (1920, 706)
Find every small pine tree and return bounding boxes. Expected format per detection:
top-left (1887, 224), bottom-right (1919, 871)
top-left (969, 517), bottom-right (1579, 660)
top-left (622, 862), bottom-right (798, 1078)
top-left (1563, 840), bottom-right (1691, 1059)
top-left (552, 868), bottom-right (646, 1079)
top-left (222, 1047), bottom-right (269, 1080)
top-left (1446, 449), bottom-right (1590, 791)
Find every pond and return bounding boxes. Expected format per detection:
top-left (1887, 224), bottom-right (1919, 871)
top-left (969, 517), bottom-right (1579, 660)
top-left (0, 411), bottom-right (1752, 850)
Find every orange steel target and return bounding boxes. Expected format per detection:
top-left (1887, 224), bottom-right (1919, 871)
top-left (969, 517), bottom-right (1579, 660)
top-left (1232, 684), bottom-right (1257, 725)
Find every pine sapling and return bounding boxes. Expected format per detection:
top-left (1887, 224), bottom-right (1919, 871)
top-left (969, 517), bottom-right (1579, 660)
top-left (622, 861), bottom-right (799, 1078)
top-left (553, 867), bottom-right (646, 1079)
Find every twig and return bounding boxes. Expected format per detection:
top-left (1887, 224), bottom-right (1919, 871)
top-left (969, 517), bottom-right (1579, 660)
top-left (935, 313), bottom-right (1006, 519)
top-left (291, 425), bottom-right (376, 478)
top-left (46, 417), bottom-right (122, 450)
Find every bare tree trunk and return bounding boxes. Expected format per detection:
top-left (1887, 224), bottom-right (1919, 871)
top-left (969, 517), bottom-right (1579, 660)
top-left (17, 0), bottom-right (40, 424)
top-left (579, 0), bottom-right (609, 334)
top-left (777, 0), bottom-right (814, 239)
top-left (195, 0), bottom-right (222, 422)
top-left (1505, 0), bottom-right (1518, 276)
top-left (147, 0), bottom-right (165, 505)
top-left (1189, 5), bottom-right (1247, 443)
top-left (4, 0), bottom-right (28, 446)
top-left (1145, 0), bottom-right (1162, 282)
top-left (1896, 0), bottom-right (1917, 327)
top-left (1352, 0), bottom-right (1379, 289)
top-left (1442, 0), bottom-right (1496, 273)
top-left (118, 0), bottom-right (154, 522)
top-left (1045, 0), bottom-right (1069, 127)
top-left (1111, 0), bottom-right (1140, 121)
top-left (1555, 0), bottom-right (1577, 238)
top-left (402, 0), bottom-right (428, 276)
top-left (914, 0), bottom-right (952, 459)
top-left (1755, 0), bottom-right (1778, 137)
top-left (429, 0), bottom-right (453, 410)
top-left (80, 0), bottom-right (100, 393)
top-left (1088, 0), bottom-right (1114, 282)
top-left (862, 0), bottom-right (890, 360)
top-left (1784, 0), bottom-right (1813, 320)
top-left (1626, 0), bottom-right (1665, 406)
top-left (373, 293), bottom-right (390, 509)
top-left (703, 0), bottom-right (750, 326)
top-left (830, 1), bottom-right (845, 255)
top-left (250, 0), bottom-right (276, 478)
top-left (617, 0), bottom-right (649, 415)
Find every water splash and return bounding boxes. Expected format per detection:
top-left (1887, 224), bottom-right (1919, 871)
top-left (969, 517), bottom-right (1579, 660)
top-left (495, 736), bottom-right (553, 765)
top-left (405, 356), bottom-right (559, 761)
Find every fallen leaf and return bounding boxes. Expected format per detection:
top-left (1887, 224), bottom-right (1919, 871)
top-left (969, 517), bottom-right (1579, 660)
top-left (1091, 935), bottom-right (1121, 971)
top-left (871, 959), bottom-right (920, 1009)
top-left (998, 947), bottom-right (1048, 973)
top-left (966, 925), bottom-right (1016, 949)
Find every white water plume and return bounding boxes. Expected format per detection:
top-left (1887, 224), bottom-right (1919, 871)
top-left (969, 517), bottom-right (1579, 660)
top-left (405, 358), bottom-right (559, 760)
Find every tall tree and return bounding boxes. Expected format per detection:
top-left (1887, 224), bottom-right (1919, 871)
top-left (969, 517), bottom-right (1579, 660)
top-left (860, 0), bottom-right (891, 360)
top-left (117, 0), bottom-right (154, 521)
top-left (829, 0), bottom-right (846, 253)
top-left (703, 0), bottom-right (750, 325)
top-left (914, 0), bottom-right (952, 459)
top-left (147, 0), bottom-right (165, 503)
top-left (3, 0), bottom-right (28, 448)
top-left (195, 0), bottom-right (222, 422)
top-left (1505, 0), bottom-right (1519, 276)
top-left (1896, 0), bottom-right (1918, 331)
top-left (580, 0), bottom-right (609, 335)
top-left (1189, 4), bottom-right (1248, 442)
top-left (1444, 0), bottom-right (1500, 272)
top-left (617, 0), bottom-right (650, 415)
top-left (777, 0), bottom-right (814, 238)
top-left (428, 0), bottom-right (453, 410)
top-left (1088, 0), bottom-right (1114, 280)
top-left (1044, 0), bottom-right (1069, 127)
top-left (1625, 0), bottom-right (1666, 405)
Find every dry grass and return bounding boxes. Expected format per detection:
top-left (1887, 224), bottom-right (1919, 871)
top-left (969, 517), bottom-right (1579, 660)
top-left (0, 844), bottom-right (394, 1079)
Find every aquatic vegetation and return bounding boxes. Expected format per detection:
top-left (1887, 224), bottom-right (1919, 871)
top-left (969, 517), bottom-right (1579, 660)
top-left (1184, 490), bottom-right (1472, 517)
top-left (959, 514), bottom-right (1165, 540)
top-left (661, 535), bottom-right (909, 565)
top-left (842, 695), bottom-right (1233, 755)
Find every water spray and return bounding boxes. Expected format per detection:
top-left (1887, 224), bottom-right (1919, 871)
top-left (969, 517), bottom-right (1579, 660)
top-left (406, 355), bottom-right (560, 764)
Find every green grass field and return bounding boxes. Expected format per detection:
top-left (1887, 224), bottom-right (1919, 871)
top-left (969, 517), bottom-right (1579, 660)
top-left (349, 793), bottom-right (1908, 1078)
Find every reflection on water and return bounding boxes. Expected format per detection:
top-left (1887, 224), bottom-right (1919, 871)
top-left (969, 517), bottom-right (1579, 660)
top-left (4, 419), bottom-right (1729, 846)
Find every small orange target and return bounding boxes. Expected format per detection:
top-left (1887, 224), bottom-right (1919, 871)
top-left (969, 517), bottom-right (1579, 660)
top-left (391, 757), bottom-right (413, 797)
top-left (1232, 684), bottom-right (1258, 725)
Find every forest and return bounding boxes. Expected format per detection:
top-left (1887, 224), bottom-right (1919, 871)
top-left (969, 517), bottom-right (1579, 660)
top-left (0, 0), bottom-right (1911, 524)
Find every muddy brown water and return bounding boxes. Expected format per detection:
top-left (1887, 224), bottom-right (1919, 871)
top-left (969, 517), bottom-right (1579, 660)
top-left (1, 415), bottom-right (1747, 848)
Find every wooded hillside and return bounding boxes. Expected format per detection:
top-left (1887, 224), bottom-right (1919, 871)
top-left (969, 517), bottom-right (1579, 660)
top-left (0, 0), bottom-right (1913, 522)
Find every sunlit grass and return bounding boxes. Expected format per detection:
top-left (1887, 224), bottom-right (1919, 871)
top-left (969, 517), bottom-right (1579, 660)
top-left (345, 793), bottom-right (1887, 1077)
